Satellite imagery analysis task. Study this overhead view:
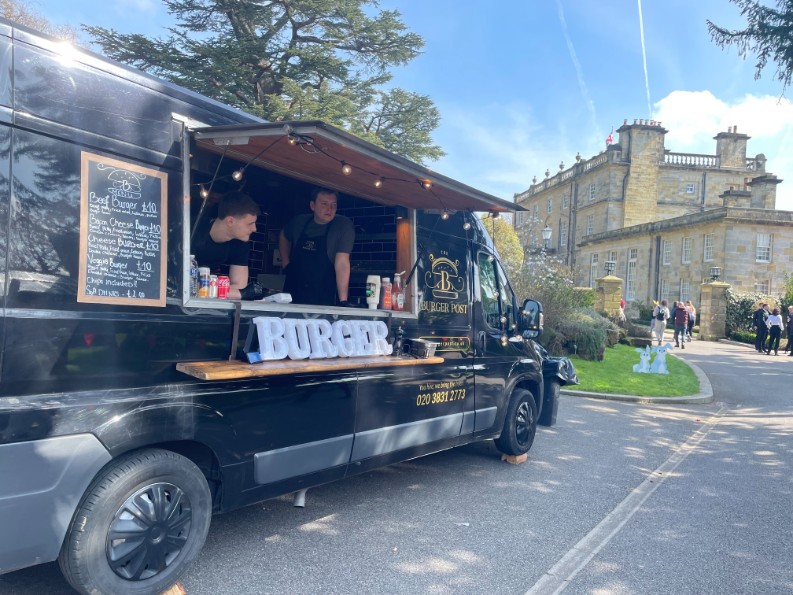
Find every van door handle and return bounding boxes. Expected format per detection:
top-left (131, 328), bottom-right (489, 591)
top-left (477, 331), bottom-right (486, 356)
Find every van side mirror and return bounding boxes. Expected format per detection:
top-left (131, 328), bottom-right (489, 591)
top-left (520, 299), bottom-right (543, 339)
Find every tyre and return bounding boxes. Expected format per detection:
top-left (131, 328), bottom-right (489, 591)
top-left (494, 388), bottom-right (538, 456)
top-left (59, 449), bottom-right (212, 595)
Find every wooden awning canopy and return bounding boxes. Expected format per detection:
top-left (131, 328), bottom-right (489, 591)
top-left (193, 120), bottom-right (523, 213)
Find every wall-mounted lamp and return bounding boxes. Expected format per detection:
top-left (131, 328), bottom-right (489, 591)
top-left (710, 266), bottom-right (721, 281)
top-left (604, 260), bottom-right (616, 276)
top-left (541, 225), bottom-right (552, 249)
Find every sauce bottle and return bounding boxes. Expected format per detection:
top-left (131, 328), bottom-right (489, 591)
top-left (380, 277), bottom-right (392, 309)
top-left (392, 272), bottom-right (405, 311)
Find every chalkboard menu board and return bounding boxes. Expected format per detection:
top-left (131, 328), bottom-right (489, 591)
top-left (78, 152), bottom-right (168, 306)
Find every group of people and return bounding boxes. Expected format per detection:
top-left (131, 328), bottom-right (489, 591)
top-left (651, 299), bottom-right (696, 348)
top-left (192, 188), bottom-right (354, 306)
top-left (753, 302), bottom-right (793, 356)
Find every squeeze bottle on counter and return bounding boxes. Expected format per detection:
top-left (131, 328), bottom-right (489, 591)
top-left (366, 275), bottom-right (381, 309)
top-left (380, 277), bottom-right (392, 309)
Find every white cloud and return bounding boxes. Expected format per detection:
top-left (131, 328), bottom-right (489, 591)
top-left (654, 90), bottom-right (793, 210)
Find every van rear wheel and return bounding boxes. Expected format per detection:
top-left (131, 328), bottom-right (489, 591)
top-left (495, 388), bottom-right (538, 456)
top-left (59, 449), bottom-right (212, 595)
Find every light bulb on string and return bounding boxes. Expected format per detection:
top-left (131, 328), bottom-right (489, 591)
top-left (341, 162), bottom-right (353, 175)
top-left (500, 316), bottom-right (507, 325)
top-left (463, 221), bottom-right (472, 230)
top-left (488, 254), bottom-right (495, 262)
top-left (231, 169), bottom-right (244, 181)
top-left (199, 185), bottom-right (209, 199)
top-left (500, 335), bottom-right (508, 346)
top-left (421, 178), bottom-right (432, 190)
top-left (374, 177), bottom-right (384, 189)
top-left (440, 210), bottom-right (450, 221)
top-left (287, 134), bottom-right (298, 146)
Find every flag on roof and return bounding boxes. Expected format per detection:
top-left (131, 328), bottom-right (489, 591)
top-left (606, 129), bottom-right (614, 145)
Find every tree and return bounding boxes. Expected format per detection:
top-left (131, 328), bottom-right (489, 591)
top-left (481, 214), bottom-right (524, 280)
top-left (707, 0), bottom-right (793, 92)
top-left (0, 0), bottom-right (79, 41)
top-left (83, 0), bottom-right (444, 163)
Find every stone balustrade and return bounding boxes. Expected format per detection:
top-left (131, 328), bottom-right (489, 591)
top-left (663, 152), bottom-right (720, 168)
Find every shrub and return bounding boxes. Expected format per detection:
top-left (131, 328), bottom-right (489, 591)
top-left (725, 288), bottom-right (780, 334)
top-left (546, 308), bottom-right (617, 361)
top-left (729, 329), bottom-right (756, 344)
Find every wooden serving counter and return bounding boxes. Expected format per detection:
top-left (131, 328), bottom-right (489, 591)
top-left (176, 355), bottom-right (445, 381)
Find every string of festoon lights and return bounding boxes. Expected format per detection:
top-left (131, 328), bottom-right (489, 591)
top-left (190, 124), bottom-right (500, 227)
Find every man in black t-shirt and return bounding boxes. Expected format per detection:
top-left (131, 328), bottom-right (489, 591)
top-left (279, 188), bottom-right (355, 306)
top-left (192, 191), bottom-right (261, 299)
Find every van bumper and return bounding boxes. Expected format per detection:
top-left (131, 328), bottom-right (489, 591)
top-left (0, 434), bottom-right (112, 574)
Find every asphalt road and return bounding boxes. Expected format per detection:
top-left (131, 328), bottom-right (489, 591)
top-left (1, 339), bottom-right (791, 594)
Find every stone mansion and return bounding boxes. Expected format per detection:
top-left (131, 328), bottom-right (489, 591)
top-left (514, 119), bottom-right (792, 306)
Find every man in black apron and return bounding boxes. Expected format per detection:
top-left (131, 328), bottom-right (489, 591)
top-left (279, 188), bottom-right (355, 306)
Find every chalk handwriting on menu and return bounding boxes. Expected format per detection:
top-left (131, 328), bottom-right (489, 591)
top-left (78, 152), bottom-right (168, 307)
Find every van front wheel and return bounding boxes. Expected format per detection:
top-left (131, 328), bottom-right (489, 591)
top-left (59, 449), bottom-right (212, 595)
top-left (495, 388), bottom-right (538, 456)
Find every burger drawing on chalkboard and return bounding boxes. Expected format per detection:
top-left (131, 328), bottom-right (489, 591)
top-left (98, 164), bottom-right (145, 199)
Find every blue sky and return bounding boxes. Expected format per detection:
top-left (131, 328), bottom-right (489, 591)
top-left (30, 0), bottom-right (793, 210)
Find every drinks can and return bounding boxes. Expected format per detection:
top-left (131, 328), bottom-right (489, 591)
top-left (217, 275), bottom-right (230, 299)
top-left (209, 275), bottom-right (218, 298)
top-left (198, 267), bottom-right (210, 297)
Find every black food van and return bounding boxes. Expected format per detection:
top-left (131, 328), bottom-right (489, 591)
top-left (0, 18), bottom-right (576, 595)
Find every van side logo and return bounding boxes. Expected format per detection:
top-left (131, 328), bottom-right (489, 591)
top-left (425, 253), bottom-right (465, 301)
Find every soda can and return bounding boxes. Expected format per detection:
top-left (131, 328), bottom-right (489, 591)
top-left (209, 275), bottom-right (218, 298)
top-left (217, 275), bottom-right (230, 299)
top-left (197, 267), bottom-right (210, 297)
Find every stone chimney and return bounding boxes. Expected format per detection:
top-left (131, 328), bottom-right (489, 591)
top-left (748, 174), bottom-right (781, 210)
top-left (617, 118), bottom-right (668, 226)
top-left (715, 125), bottom-right (750, 169)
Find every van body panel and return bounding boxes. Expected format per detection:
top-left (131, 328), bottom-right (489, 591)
top-left (253, 434), bottom-right (353, 484)
top-left (0, 434), bottom-right (112, 573)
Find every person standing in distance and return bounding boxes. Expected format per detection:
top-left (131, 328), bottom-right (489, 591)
top-left (279, 188), bottom-right (355, 306)
top-left (192, 191), bottom-right (262, 300)
top-left (752, 302), bottom-right (770, 353)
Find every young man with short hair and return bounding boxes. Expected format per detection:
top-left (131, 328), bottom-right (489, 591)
top-left (279, 188), bottom-right (355, 306)
top-left (192, 191), bottom-right (262, 300)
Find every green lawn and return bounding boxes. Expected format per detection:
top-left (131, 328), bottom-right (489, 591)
top-left (570, 343), bottom-right (700, 397)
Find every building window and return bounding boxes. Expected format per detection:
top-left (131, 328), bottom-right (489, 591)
top-left (608, 250), bottom-right (617, 268)
top-left (685, 183), bottom-right (696, 194)
top-left (660, 279), bottom-right (669, 302)
top-left (626, 248), bottom-right (638, 300)
top-left (547, 198), bottom-right (553, 214)
top-left (703, 233), bottom-right (714, 262)
top-left (680, 279), bottom-right (690, 302)
top-left (755, 280), bottom-right (770, 294)
top-left (589, 254), bottom-right (599, 288)
top-left (756, 233), bottom-right (772, 262)
top-left (681, 237), bottom-right (692, 264)
top-left (560, 221), bottom-right (568, 249)
top-left (586, 215), bottom-right (593, 236)
top-left (533, 204), bottom-right (539, 222)
top-left (588, 183), bottom-right (596, 201)
top-left (562, 193), bottom-right (569, 209)
top-left (662, 240), bottom-right (671, 265)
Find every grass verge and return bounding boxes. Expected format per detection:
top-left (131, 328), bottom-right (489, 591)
top-left (570, 343), bottom-right (700, 397)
